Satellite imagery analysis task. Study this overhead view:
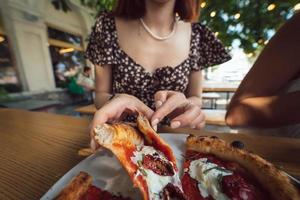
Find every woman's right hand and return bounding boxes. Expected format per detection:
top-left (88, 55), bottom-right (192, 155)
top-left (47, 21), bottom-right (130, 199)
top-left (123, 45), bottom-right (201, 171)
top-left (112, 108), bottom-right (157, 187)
top-left (89, 94), bottom-right (154, 150)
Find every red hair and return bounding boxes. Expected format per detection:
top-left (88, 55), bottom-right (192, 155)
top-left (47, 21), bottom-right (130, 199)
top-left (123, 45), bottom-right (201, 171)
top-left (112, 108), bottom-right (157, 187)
top-left (113, 0), bottom-right (200, 22)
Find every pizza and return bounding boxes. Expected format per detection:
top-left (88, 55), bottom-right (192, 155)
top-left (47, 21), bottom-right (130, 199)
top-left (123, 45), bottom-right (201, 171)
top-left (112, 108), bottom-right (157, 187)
top-left (55, 171), bottom-right (131, 200)
top-left (93, 114), bottom-right (187, 200)
top-left (55, 115), bottom-right (299, 200)
top-left (182, 135), bottom-right (300, 200)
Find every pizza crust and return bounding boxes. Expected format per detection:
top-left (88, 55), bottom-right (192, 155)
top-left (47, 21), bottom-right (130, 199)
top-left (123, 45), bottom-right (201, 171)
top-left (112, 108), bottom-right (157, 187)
top-left (186, 135), bottom-right (300, 200)
top-left (137, 114), bottom-right (178, 170)
top-left (94, 123), bottom-right (144, 147)
top-left (93, 114), bottom-right (182, 200)
top-left (55, 171), bottom-right (92, 200)
top-left (94, 122), bottom-right (148, 199)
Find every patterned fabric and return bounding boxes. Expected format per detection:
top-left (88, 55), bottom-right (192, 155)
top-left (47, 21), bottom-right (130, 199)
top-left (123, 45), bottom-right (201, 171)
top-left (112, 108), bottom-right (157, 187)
top-left (85, 12), bottom-right (231, 110)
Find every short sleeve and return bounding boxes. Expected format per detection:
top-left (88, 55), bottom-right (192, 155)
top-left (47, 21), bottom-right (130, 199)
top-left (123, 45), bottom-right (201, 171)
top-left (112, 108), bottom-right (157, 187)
top-left (191, 23), bottom-right (231, 71)
top-left (85, 12), bottom-right (118, 66)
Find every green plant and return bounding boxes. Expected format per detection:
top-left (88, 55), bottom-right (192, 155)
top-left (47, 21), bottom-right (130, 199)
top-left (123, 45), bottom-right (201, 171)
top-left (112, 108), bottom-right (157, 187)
top-left (200, 0), bottom-right (299, 55)
top-left (53, 0), bottom-right (299, 55)
top-left (0, 87), bottom-right (9, 102)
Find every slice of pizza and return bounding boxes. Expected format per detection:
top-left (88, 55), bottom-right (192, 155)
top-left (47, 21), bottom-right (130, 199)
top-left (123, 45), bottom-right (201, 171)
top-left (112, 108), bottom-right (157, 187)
top-left (55, 171), bottom-right (131, 200)
top-left (182, 135), bottom-right (300, 200)
top-left (93, 114), bottom-right (187, 200)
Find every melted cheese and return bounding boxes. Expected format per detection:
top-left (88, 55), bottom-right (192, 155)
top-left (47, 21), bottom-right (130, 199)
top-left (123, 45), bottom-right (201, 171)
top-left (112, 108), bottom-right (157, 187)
top-left (188, 158), bottom-right (232, 200)
top-left (131, 146), bottom-right (181, 200)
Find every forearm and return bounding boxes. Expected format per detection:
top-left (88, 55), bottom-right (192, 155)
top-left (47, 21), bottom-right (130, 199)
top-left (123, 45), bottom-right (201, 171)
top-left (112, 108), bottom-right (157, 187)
top-left (186, 70), bottom-right (203, 107)
top-left (94, 92), bottom-right (112, 109)
top-left (226, 91), bottom-right (300, 128)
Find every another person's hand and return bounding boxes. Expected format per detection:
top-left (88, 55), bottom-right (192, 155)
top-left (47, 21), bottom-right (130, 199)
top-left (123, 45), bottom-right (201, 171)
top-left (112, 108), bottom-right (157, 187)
top-left (151, 91), bottom-right (205, 130)
top-left (89, 94), bottom-right (153, 150)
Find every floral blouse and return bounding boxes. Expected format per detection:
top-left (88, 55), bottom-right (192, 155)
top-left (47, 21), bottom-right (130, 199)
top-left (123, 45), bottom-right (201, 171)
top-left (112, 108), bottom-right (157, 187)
top-left (85, 12), bottom-right (231, 111)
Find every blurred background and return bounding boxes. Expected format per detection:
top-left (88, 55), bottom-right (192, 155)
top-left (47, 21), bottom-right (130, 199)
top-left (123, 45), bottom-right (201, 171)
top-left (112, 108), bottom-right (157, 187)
top-left (0, 0), bottom-right (299, 114)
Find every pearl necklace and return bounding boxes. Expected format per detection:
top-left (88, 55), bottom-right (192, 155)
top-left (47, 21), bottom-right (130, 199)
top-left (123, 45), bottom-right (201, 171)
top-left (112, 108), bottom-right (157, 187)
top-left (139, 17), bottom-right (177, 41)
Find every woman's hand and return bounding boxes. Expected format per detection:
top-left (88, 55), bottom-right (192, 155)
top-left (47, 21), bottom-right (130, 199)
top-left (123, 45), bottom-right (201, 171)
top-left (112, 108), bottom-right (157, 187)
top-left (89, 94), bottom-right (153, 150)
top-left (151, 91), bottom-right (205, 130)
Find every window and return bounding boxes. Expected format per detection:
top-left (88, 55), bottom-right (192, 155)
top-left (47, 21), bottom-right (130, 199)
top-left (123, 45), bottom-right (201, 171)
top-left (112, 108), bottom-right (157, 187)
top-left (48, 27), bottom-right (82, 47)
top-left (0, 33), bottom-right (22, 93)
top-left (47, 27), bottom-right (86, 88)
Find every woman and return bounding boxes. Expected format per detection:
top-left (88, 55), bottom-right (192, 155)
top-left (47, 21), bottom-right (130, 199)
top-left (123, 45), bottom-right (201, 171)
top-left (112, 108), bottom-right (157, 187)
top-left (86, 0), bottom-right (230, 139)
top-left (226, 12), bottom-right (300, 137)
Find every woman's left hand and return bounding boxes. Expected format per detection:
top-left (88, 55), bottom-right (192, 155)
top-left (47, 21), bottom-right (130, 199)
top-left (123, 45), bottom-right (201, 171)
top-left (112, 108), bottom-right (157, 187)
top-left (151, 91), bottom-right (205, 130)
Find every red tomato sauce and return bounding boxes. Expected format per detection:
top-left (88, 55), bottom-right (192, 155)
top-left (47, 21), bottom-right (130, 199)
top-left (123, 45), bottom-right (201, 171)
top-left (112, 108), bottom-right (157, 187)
top-left (183, 150), bottom-right (270, 200)
top-left (81, 185), bottom-right (132, 200)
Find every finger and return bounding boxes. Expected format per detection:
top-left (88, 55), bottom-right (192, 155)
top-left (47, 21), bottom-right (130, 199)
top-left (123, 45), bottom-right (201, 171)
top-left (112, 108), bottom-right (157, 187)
top-left (92, 98), bottom-right (127, 124)
top-left (152, 124), bottom-right (157, 131)
top-left (91, 108), bottom-right (109, 124)
top-left (170, 104), bottom-right (202, 128)
top-left (190, 112), bottom-right (205, 129)
top-left (154, 91), bottom-right (168, 108)
top-left (90, 139), bottom-right (100, 151)
top-left (134, 100), bottom-right (154, 119)
top-left (196, 121), bottom-right (206, 129)
top-left (117, 111), bottom-right (129, 122)
top-left (151, 94), bottom-right (183, 126)
top-left (108, 108), bottom-right (130, 123)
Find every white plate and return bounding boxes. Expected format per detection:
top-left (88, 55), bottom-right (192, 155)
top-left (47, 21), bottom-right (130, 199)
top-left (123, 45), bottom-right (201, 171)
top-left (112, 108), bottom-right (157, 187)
top-left (41, 133), bottom-right (188, 200)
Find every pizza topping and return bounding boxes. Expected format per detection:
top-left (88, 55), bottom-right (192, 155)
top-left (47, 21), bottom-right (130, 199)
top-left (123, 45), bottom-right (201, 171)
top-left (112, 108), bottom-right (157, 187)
top-left (131, 145), bottom-right (182, 200)
top-left (143, 154), bottom-right (174, 176)
top-left (183, 151), bottom-right (271, 200)
top-left (162, 183), bottom-right (188, 200)
top-left (182, 173), bottom-right (208, 200)
top-left (221, 175), bottom-right (268, 200)
top-left (188, 158), bottom-right (232, 200)
top-left (81, 185), bottom-right (132, 200)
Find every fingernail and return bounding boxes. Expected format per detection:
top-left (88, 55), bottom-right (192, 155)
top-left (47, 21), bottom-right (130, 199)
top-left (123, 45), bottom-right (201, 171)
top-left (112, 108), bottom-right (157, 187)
top-left (90, 140), bottom-right (96, 151)
top-left (155, 101), bottom-right (162, 108)
top-left (152, 118), bottom-right (159, 126)
top-left (153, 125), bottom-right (157, 131)
top-left (171, 121), bottom-right (181, 129)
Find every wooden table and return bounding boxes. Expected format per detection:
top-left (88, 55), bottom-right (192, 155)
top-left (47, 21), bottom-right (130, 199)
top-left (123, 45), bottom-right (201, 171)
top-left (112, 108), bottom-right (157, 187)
top-left (203, 82), bottom-right (239, 93)
top-left (203, 86), bottom-right (238, 93)
top-left (0, 109), bottom-right (90, 200)
top-left (75, 105), bottom-right (227, 126)
top-left (75, 104), bottom-right (97, 115)
top-left (204, 109), bottom-right (226, 126)
top-left (1, 108), bottom-right (300, 199)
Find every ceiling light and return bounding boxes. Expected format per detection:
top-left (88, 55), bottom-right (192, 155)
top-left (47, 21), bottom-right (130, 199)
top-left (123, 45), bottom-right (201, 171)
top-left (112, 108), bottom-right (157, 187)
top-left (59, 48), bottom-right (74, 54)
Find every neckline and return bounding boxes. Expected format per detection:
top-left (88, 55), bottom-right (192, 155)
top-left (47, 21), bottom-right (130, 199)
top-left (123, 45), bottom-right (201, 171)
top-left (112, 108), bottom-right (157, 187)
top-left (111, 16), bottom-right (195, 76)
